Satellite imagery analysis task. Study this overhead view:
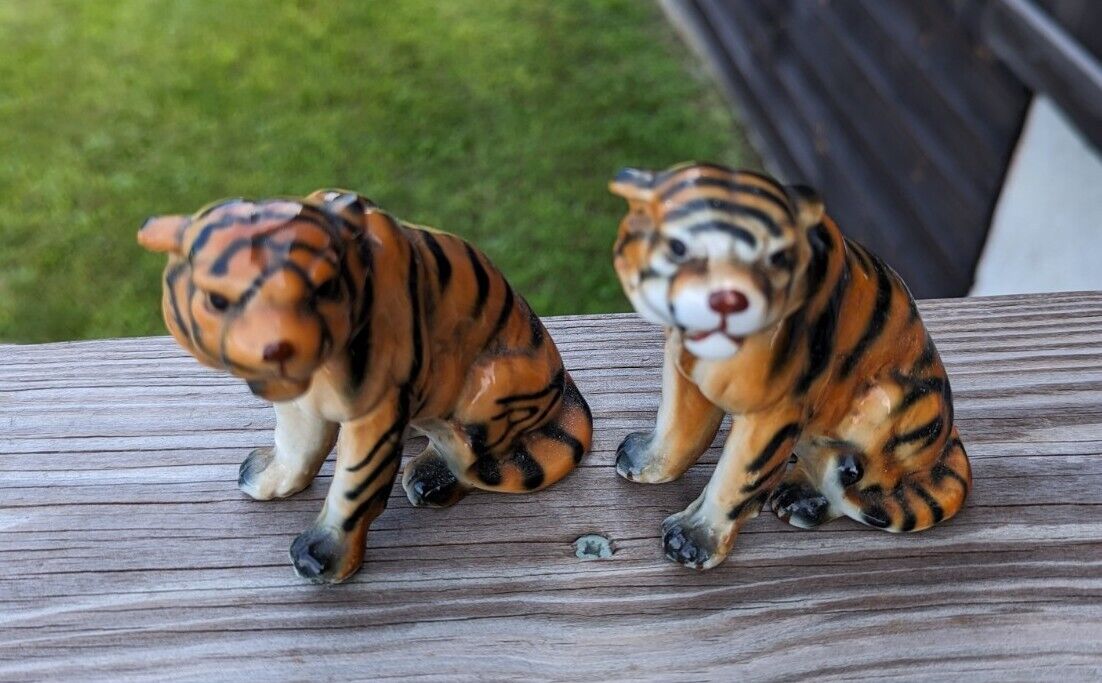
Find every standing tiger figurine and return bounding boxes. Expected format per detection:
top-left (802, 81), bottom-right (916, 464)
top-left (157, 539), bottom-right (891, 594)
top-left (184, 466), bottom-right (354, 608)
top-left (610, 162), bottom-right (971, 570)
top-left (137, 190), bottom-right (592, 583)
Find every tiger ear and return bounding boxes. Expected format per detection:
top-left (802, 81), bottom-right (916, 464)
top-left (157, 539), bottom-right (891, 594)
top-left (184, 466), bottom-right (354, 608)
top-left (609, 167), bottom-right (657, 204)
top-left (137, 215), bottom-right (189, 254)
top-left (308, 188), bottom-right (376, 226)
top-left (786, 184), bottom-right (824, 228)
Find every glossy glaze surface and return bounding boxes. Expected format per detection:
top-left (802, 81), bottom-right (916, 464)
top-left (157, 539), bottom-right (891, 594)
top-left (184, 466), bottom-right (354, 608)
top-left (138, 190), bottom-right (592, 582)
top-left (610, 162), bottom-right (971, 569)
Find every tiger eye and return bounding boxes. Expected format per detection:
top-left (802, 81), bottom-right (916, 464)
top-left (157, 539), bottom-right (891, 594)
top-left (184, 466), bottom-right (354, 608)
top-left (208, 292), bottom-right (231, 312)
top-left (668, 238), bottom-right (688, 260)
top-left (769, 248), bottom-right (794, 269)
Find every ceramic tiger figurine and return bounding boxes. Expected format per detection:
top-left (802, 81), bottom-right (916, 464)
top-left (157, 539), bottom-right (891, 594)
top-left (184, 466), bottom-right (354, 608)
top-left (610, 162), bottom-right (971, 570)
top-left (138, 190), bottom-right (592, 583)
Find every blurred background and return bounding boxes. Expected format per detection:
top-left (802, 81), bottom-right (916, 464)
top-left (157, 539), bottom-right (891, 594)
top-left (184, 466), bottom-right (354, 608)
top-left (1, 0), bottom-right (1099, 343)
top-left (0, 0), bottom-right (755, 342)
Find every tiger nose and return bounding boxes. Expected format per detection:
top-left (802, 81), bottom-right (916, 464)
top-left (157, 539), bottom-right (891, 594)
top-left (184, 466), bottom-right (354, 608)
top-left (708, 289), bottom-right (749, 314)
top-left (262, 340), bottom-right (295, 362)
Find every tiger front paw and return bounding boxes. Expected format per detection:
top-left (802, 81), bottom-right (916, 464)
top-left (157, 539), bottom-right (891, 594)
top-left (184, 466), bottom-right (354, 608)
top-left (769, 481), bottom-right (835, 529)
top-left (238, 448), bottom-right (315, 501)
top-left (289, 524), bottom-right (364, 584)
top-left (661, 510), bottom-right (730, 570)
top-left (616, 432), bottom-right (676, 484)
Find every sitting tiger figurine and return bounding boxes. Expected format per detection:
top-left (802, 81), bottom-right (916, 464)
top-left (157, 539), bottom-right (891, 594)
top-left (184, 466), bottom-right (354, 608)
top-left (137, 190), bottom-right (592, 583)
top-left (610, 162), bottom-right (972, 569)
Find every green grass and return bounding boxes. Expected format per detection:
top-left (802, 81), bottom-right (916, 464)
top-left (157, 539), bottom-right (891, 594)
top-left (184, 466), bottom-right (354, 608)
top-left (0, 0), bottom-right (753, 342)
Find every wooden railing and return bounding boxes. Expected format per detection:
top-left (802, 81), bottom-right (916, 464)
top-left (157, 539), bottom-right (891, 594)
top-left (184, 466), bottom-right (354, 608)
top-left (2, 291), bottom-right (1100, 679)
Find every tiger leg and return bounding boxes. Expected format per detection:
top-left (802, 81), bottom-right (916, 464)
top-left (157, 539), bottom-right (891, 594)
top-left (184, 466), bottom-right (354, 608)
top-left (238, 400), bottom-right (338, 500)
top-left (819, 382), bottom-right (972, 532)
top-left (465, 371), bottom-right (592, 493)
top-left (290, 395), bottom-right (405, 583)
top-left (662, 404), bottom-right (802, 569)
top-left (768, 441), bottom-right (844, 529)
top-left (616, 332), bottom-right (725, 483)
top-left (834, 428), bottom-right (972, 532)
top-left (406, 369), bottom-right (591, 496)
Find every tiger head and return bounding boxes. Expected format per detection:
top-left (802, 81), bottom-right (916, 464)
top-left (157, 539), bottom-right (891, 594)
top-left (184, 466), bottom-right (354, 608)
top-left (137, 190), bottom-right (372, 402)
top-left (610, 162), bottom-right (825, 360)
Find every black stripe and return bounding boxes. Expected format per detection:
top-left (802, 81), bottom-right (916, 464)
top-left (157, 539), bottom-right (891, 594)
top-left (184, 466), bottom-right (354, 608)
top-left (235, 260), bottom-right (316, 308)
top-left (342, 486), bottom-right (392, 532)
top-left (686, 220), bottom-right (757, 246)
top-left (895, 485), bottom-right (917, 532)
top-left (915, 334), bottom-right (939, 371)
top-left (490, 403), bottom-right (538, 422)
top-left (931, 463), bottom-right (969, 490)
top-left (747, 423), bottom-right (800, 472)
top-left (406, 246), bottom-right (425, 393)
top-left (496, 369), bottom-right (566, 405)
top-left (346, 418), bottom-right (405, 472)
top-left (796, 264), bottom-right (849, 394)
top-left (487, 407), bottom-right (541, 452)
top-left (862, 505), bottom-right (892, 528)
top-left (467, 418), bottom-right (513, 492)
top-left (465, 423), bottom-right (491, 456)
top-left (847, 239), bottom-right (872, 275)
top-left (887, 415), bottom-right (945, 453)
top-left (188, 208), bottom-right (296, 260)
top-left (164, 263), bottom-right (189, 339)
top-left (511, 446), bottom-right (545, 490)
top-left (347, 235), bottom-right (375, 391)
top-left (663, 198), bottom-right (782, 236)
top-left (769, 225), bottom-right (833, 378)
top-left (563, 374), bottom-right (592, 424)
top-left (185, 280), bottom-right (219, 363)
top-left (911, 483), bottom-right (944, 525)
top-left (418, 230), bottom-right (452, 289)
top-left (741, 459), bottom-right (786, 493)
top-left (805, 224), bottom-right (834, 293)
top-left (465, 243), bottom-right (490, 317)
top-left (894, 373), bottom-right (945, 413)
top-left (659, 177), bottom-right (793, 219)
top-left (488, 381), bottom-right (564, 452)
top-left (539, 423), bottom-right (586, 463)
top-left (727, 490), bottom-right (770, 520)
top-left (524, 298), bottom-right (545, 347)
top-left (207, 237), bottom-right (253, 276)
top-left (768, 311), bottom-right (803, 378)
top-left (344, 445), bottom-right (402, 500)
top-left (840, 249), bottom-right (893, 377)
top-left (299, 203), bottom-right (363, 238)
top-left (489, 284), bottom-right (515, 342)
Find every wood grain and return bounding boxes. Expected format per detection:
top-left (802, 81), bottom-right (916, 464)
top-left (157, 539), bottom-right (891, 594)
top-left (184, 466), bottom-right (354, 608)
top-left (1, 291), bottom-right (1101, 681)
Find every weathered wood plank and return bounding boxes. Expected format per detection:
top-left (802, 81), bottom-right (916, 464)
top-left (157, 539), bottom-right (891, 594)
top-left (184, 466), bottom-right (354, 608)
top-left (1, 291), bottom-right (1102, 681)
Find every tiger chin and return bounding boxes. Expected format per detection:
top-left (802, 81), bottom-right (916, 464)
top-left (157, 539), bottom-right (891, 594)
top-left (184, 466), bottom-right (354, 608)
top-left (138, 190), bottom-right (593, 583)
top-left (610, 162), bottom-right (972, 570)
